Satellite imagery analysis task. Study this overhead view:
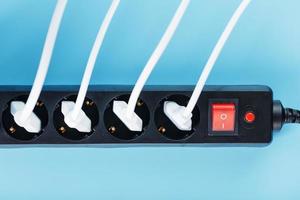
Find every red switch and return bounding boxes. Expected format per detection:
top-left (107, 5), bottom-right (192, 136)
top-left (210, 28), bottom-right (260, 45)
top-left (212, 103), bottom-right (236, 132)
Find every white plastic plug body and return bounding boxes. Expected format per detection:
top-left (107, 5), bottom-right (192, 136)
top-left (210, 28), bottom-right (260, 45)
top-left (10, 101), bottom-right (41, 133)
top-left (113, 101), bottom-right (143, 132)
top-left (164, 101), bottom-right (192, 131)
top-left (61, 101), bottom-right (91, 133)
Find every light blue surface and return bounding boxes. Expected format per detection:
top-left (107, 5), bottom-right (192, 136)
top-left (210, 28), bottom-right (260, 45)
top-left (0, 0), bottom-right (300, 199)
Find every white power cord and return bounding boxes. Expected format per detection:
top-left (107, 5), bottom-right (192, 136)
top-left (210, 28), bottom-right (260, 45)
top-left (113, 0), bottom-right (190, 132)
top-left (62, 0), bottom-right (120, 132)
top-left (164, 0), bottom-right (252, 131)
top-left (11, 0), bottom-right (68, 133)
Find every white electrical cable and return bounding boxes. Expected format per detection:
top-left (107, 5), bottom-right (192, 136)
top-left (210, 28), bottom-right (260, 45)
top-left (69, 0), bottom-right (120, 122)
top-left (126, 0), bottom-right (190, 119)
top-left (183, 0), bottom-right (252, 117)
top-left (12, 0), bottom-right (67, 133)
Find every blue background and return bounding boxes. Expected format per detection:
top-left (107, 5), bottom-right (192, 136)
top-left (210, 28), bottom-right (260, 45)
top-left (0, 0), bottom-right (300, 199)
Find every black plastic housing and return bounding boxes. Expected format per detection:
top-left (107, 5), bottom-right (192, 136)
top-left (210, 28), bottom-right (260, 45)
top-left (0, 85), bottom-right (273, 146)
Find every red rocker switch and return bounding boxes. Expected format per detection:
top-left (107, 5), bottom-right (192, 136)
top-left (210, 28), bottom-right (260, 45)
top-left (212, 103), bottom-right (236, 132)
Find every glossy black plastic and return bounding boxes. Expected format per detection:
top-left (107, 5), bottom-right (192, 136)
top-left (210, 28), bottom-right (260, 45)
top-left (0, 85), bottom-right (273, 146)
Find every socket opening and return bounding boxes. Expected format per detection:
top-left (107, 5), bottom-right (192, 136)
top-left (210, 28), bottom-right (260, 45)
top-left (2, 95), bottom-right (48, 141)
top-left (103, 94), bottom-right (150, 140)
top-left (154, 94), bottom-right (200, 141)
top-left (53, 95), bottom-right (99, 141)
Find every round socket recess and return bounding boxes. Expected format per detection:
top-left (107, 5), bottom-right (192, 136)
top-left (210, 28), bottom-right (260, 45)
top-left (103, 94), bottom-right (150, 141)
top-left (2, 95), bottom-right (48, 141)
top-left (154, 94), bottom-right (200, 141)
top-left (53, 95), bottom-right (99, 141)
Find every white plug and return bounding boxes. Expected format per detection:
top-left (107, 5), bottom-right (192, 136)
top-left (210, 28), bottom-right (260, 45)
top-left (113, 101), bottom-right (143, 132)
top-left (164, 101), bottom-right (192, 131)
top-left (8, 0), bottom-right (67, 134)
top-left (61, 101), bottom-right (91, 133)
top-left (64, 0), bottom-right (119, 132)
top-left (10, 101), bottom-right (41, 133)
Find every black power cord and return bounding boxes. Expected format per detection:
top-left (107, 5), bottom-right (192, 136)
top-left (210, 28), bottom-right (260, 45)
top-left (273, 100), bottom-right (300, 130)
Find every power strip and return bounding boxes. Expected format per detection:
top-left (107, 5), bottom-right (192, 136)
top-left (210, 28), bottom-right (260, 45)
top-left (3, 0), bottom-right (273, 147)
top-left (0, 85), bottom-right (284, 146)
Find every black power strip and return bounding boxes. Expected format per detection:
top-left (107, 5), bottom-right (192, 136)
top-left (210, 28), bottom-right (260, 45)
top-left (0, 85), bottom-right (283, 146)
